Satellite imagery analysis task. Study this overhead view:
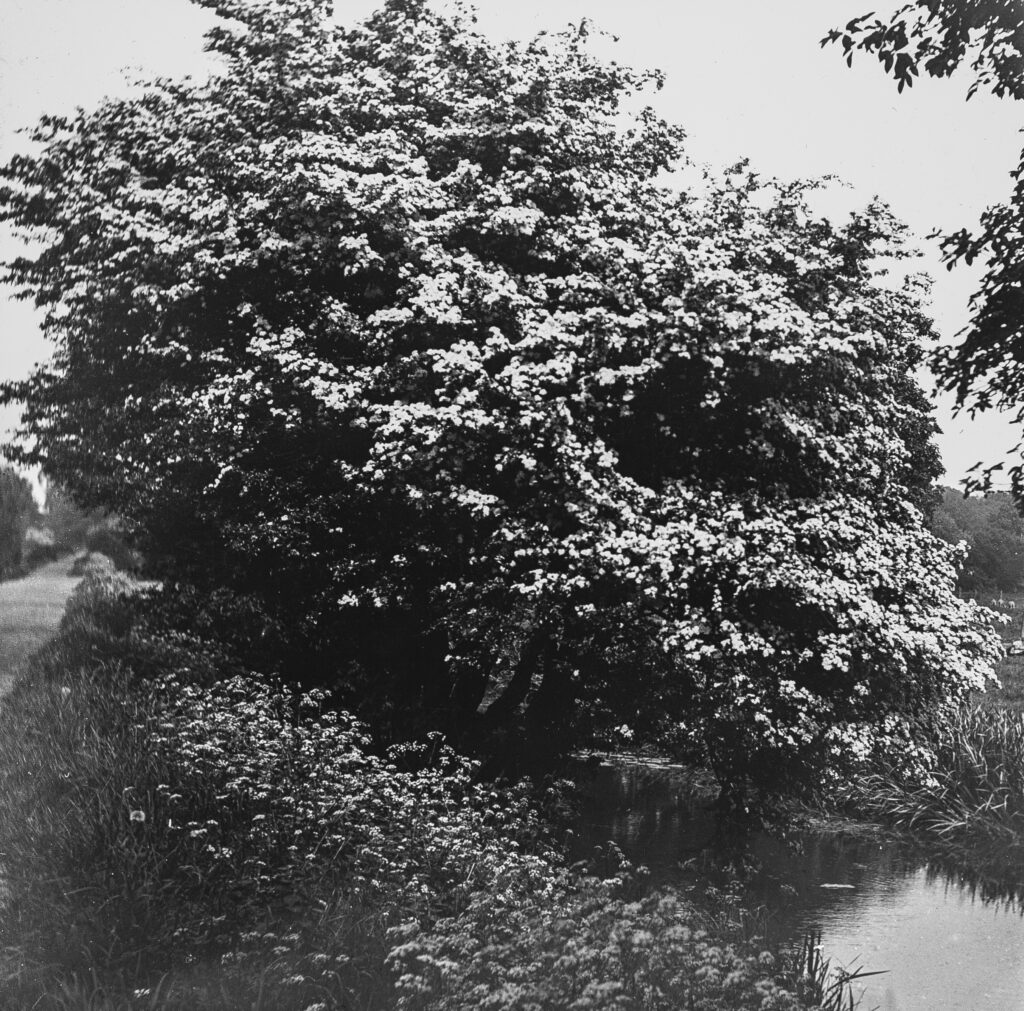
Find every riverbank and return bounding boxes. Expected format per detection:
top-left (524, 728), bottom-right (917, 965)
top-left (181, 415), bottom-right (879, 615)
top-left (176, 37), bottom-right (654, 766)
top-left (2, 576), bottom-right (1016, 1011)
top-left (2, 568), bottom-right (1018, 1009)
top-left (0, 575), bottom-right (851, 1011)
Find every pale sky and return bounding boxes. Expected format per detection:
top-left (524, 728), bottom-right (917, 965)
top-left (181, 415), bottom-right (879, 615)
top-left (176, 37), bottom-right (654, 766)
top-left (2, 0), bottom-right (1023, 486)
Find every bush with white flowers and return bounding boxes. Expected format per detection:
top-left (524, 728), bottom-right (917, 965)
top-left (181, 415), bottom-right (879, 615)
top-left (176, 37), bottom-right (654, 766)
top-left (0, 0), bottom-right (1000, 791)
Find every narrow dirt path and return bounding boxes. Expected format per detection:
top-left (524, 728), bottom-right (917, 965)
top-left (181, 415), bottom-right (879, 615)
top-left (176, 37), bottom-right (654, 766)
top-left (0, 556), bottom-right (82, 698)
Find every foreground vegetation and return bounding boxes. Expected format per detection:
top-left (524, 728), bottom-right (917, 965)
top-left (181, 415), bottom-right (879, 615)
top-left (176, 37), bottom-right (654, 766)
top-left (0, 576), bottom-right (856, 1011)
top-left (4, 575), bottom-right (1022, 1008)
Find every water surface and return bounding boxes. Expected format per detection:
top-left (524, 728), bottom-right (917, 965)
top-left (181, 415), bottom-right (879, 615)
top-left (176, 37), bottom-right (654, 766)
top-left (570, 761), bottom-right (1024, 1011)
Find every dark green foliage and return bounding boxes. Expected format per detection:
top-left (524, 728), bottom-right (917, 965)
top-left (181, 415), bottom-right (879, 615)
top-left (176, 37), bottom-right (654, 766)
top-left (21, 530), bottom-right (59, 569)
top-left (824, 3), bottom-right (1024, 99)
top-left (83, 522), bottom-right (142, 572)
top-left (930, 486), bottom-right (1024, 591)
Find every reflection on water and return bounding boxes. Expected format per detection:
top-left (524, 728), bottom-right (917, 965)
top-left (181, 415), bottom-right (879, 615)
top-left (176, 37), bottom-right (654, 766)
top-left (570, 762), bottom-right (1024, 1011)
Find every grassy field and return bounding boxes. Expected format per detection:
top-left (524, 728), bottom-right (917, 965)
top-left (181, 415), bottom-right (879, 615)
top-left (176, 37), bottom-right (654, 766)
top-left (0, 556), bottom-right (82, 696)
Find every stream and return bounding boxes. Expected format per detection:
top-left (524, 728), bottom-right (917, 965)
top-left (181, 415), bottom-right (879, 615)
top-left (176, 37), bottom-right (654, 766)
top-left (569, 761), bottom-right (1024, 1011)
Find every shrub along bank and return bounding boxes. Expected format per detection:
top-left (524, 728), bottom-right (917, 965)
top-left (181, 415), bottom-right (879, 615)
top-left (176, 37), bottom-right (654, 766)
top-left (0, 576), bottom-right (845, 1011)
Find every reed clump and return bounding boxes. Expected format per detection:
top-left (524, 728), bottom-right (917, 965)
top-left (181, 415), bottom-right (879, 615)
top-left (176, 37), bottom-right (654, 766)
top-left (787, 933), bottom-right (883, 1011)
top-left (851, 704), bottom-right (1024, 855)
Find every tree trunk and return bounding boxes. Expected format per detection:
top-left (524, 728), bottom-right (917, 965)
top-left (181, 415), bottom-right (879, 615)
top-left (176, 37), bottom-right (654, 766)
top-left (479, 626), bottom-right (549, 733)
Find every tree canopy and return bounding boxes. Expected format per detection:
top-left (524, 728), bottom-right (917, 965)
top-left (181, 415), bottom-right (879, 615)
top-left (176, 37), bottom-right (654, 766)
top-left (0, 0), bottom-right (1000, 791)
top-left (827, 2), bottom-right (1024, 494)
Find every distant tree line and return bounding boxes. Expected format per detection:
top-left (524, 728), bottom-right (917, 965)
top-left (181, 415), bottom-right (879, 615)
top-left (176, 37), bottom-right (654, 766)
top-left (0, 471), bottom-right (138, 580)
top-left (0, 466), bottom-right (37, 579)
top-left (930, 486), bottom-right (1024, 593)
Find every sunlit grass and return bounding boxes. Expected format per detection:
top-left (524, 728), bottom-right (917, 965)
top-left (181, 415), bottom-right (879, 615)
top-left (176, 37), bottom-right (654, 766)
top-left (0, 554), bottom-right (81, 692)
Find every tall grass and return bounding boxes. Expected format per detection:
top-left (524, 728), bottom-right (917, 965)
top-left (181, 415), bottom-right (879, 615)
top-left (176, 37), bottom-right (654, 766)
top-left (852, 704), bottom-right (1024, 856)
top-left (0, 576), bottom-right (841, 1011)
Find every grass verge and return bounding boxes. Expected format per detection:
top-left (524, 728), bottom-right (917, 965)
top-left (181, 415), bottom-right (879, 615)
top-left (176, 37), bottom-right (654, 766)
top-left (0, 554), bottom-right (81, 690)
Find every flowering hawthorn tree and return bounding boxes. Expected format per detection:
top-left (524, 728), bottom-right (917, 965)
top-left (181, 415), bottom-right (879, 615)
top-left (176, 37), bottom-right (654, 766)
top-left (0, 0), bottom-right (1001, 790)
